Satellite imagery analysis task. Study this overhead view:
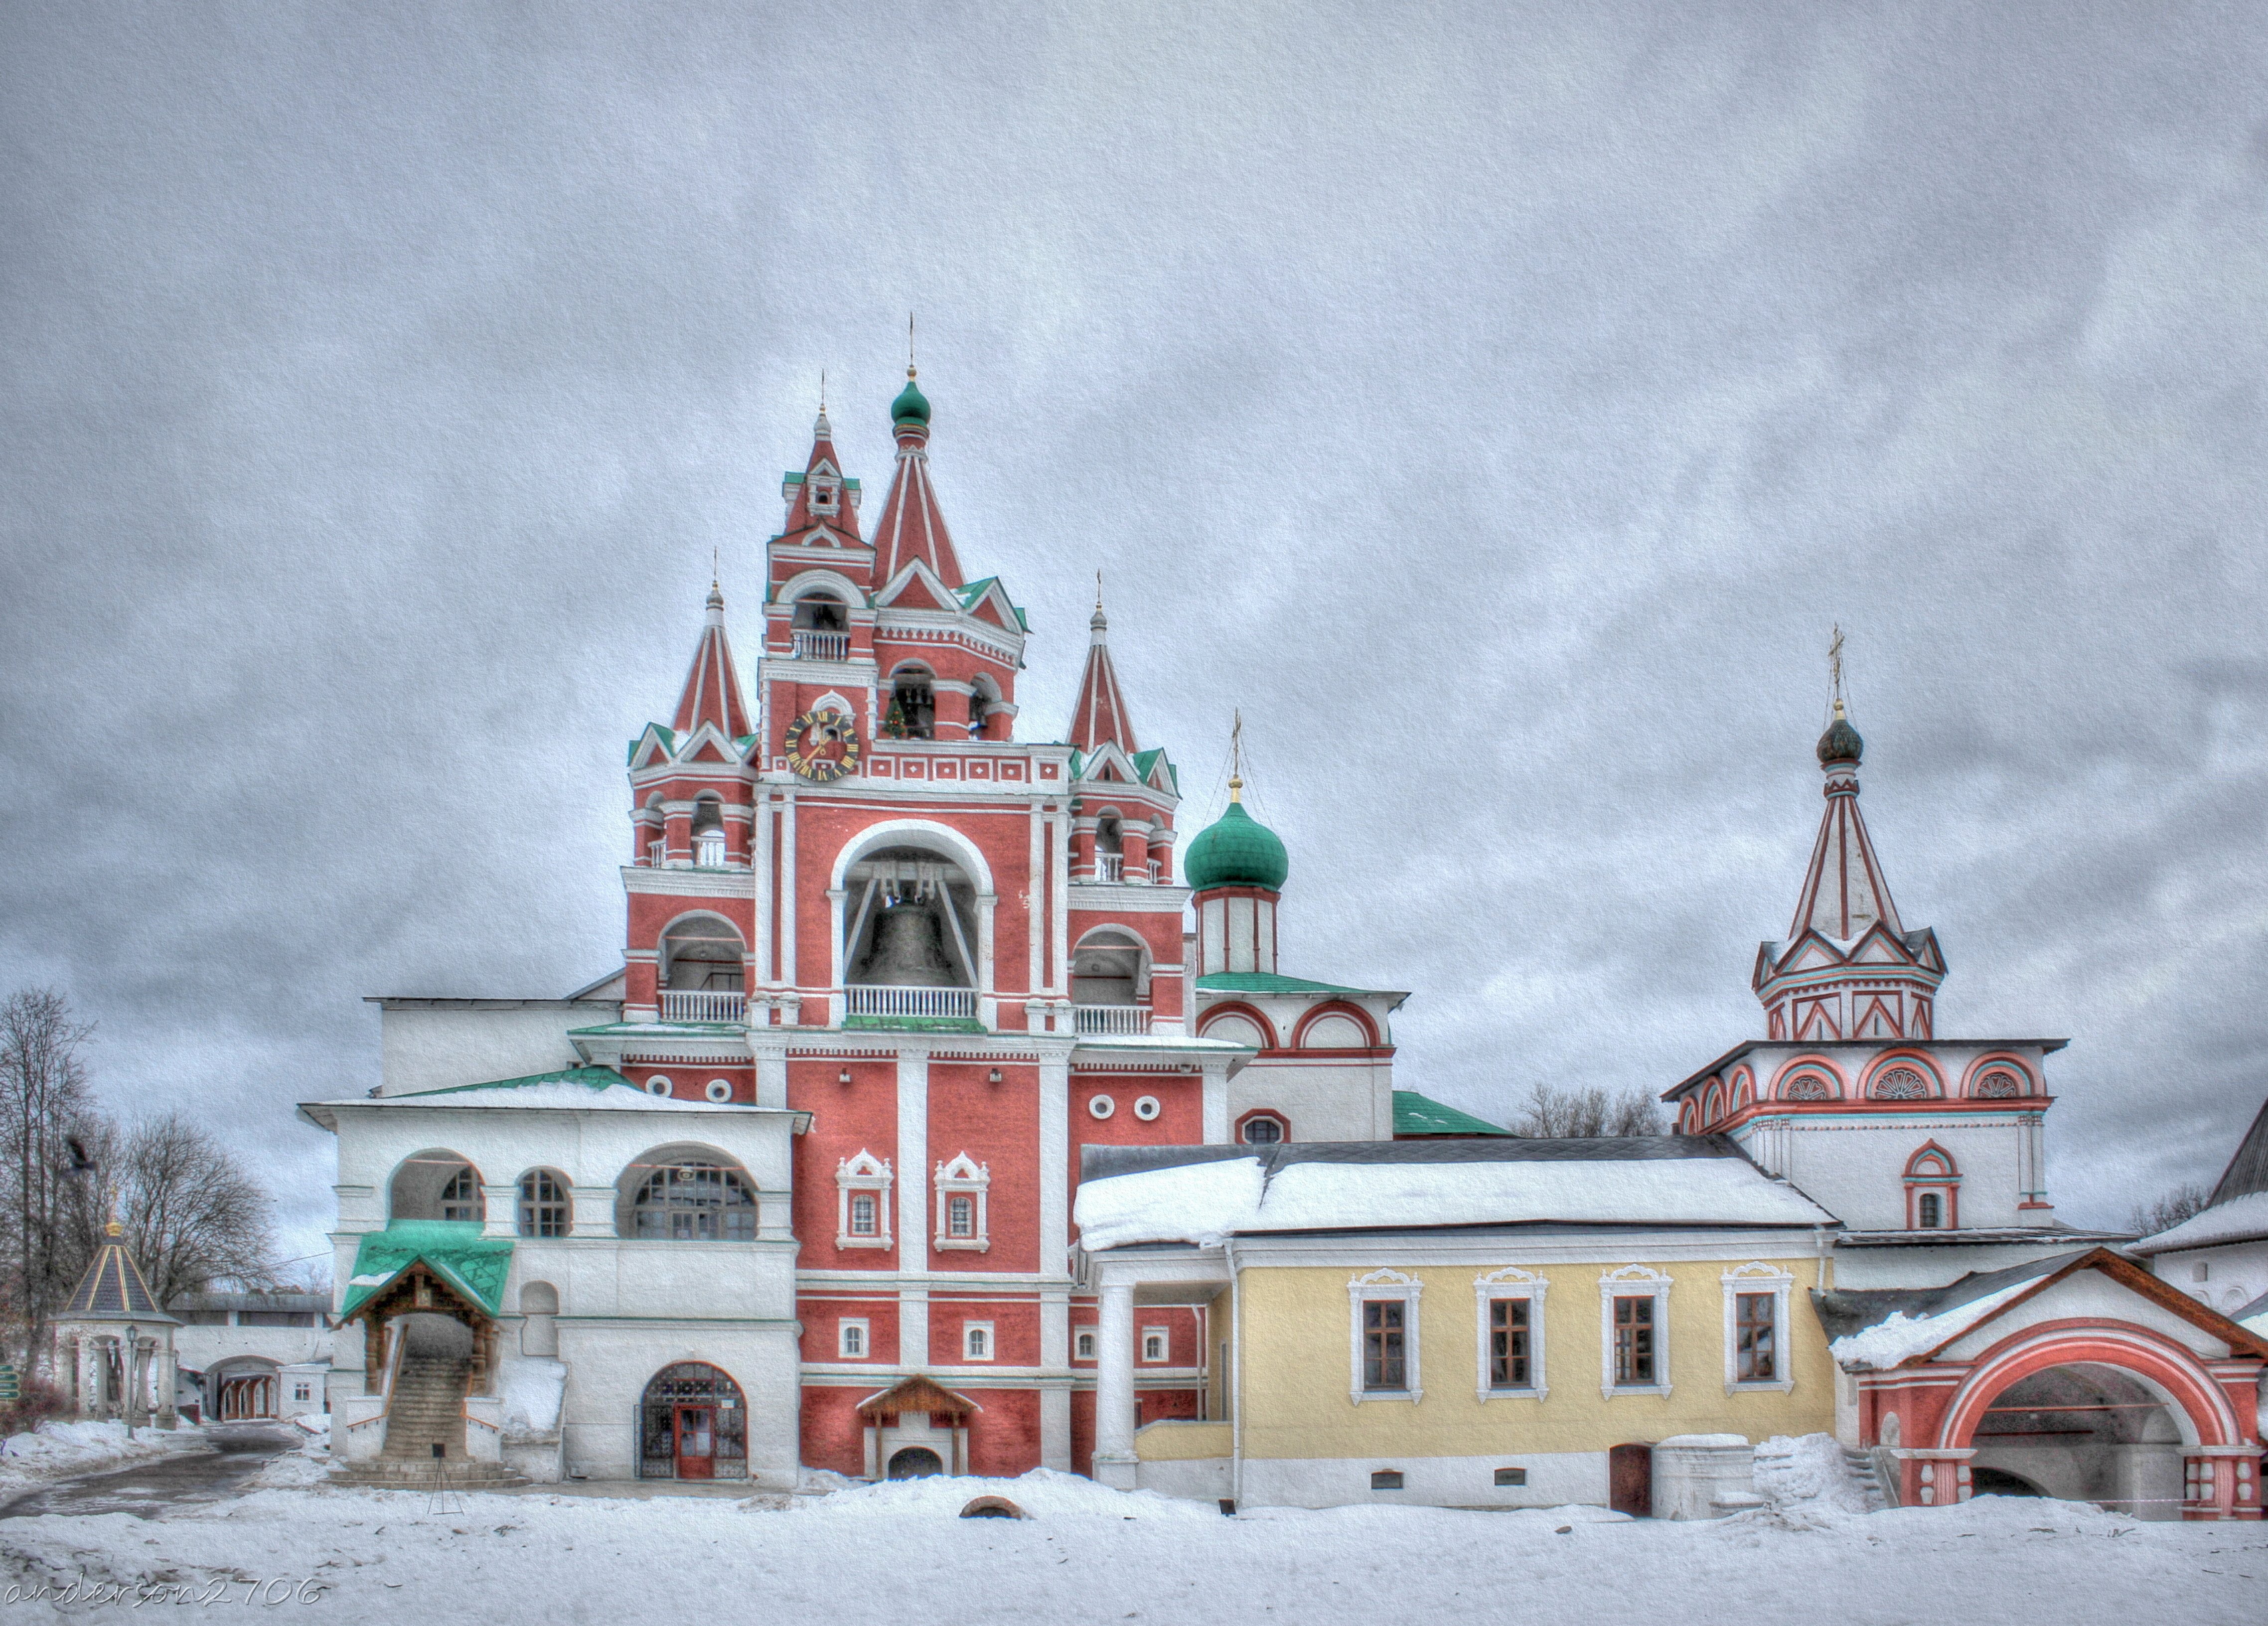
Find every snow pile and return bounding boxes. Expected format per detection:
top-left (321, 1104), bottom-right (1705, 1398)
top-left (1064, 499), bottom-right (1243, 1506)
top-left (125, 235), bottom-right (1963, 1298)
top-left (0, 1420), bottom-right (172, 1488)
top-left (790, 1467), bottom-right (1214, 1520)
top-left (2130, 1188), bottom-right (2268, 1254)
top-left (497, 1358), bottom-right (566, 1438)
top-left (1830, 1280), bottom-right (2038, 1369)
top-left (1074, 1158), bottom-right (1266, 1248)
top-left (1075, 1152), bottom-right (1834, 1247)
top-left (1752, 1434), bottom-right (1875, 1527)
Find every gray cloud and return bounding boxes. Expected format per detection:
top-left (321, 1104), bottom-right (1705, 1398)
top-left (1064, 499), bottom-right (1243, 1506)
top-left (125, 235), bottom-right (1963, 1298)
top-left (5, 2), bottom-right (2267, 1257)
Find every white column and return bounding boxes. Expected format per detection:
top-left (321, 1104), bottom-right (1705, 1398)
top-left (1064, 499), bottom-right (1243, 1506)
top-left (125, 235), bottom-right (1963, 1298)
top-left (780, 790), bottom-right (798, 1006)
top-left (755, 791), bottom-right (775, 987)
top-left (827, 886), bottom-right (848, 1021)
top-left (1027, 801), bottom-right (1045, 1016)
top-left (977, 893), bottom-right (997, 1030)
top-left (1040, 1385), bottom-right (1072, 1472)
top-left (1094, 1280), bottom-right (1138, 1487)
top-left (1040, 1047), bottom-right (1070, 1273)
top-left (898, 1287), bottom-right (930, 1372)
top-left (1041, 1284), bottom-right (1072, 1470)
top-left (898, 1046), bottom-right (928, 1286)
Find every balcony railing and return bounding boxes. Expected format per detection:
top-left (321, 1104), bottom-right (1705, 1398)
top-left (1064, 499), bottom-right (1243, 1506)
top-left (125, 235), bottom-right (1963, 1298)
top-left (844, 985), bottom-right (979, 1021)
top-left (659, 990), bottom-right (747, 1024)
top-left (1094, 853), bottom-right (1125, 882)
top-left (792, 630), bottom-right (851, 661)
top-left (1073, 1004), bottom-right (1152, 1036)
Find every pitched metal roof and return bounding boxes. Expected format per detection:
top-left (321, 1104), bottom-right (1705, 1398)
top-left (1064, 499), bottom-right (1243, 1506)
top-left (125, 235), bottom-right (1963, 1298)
top-left (1392, 1090), bottom-right (1512, 1137)
top-left (2209, 1092), bottom-right (2268, 1205)
top-left (338, 1221), bottom-right (514, 1320)
top-left (1082, 1133), bottom-right (1746, 1183)
top-left (61, 1231), bottom-right (177, 1324)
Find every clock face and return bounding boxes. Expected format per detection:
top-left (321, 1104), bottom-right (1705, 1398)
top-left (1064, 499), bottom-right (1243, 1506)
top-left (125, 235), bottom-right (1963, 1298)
top-left (784, 708), bottom-right (861, 783)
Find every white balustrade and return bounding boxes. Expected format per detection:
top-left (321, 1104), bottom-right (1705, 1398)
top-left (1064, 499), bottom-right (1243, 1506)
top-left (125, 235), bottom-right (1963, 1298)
top-left (793, 630), bottom-right (852, 661)
top-left (659, 990), bottom-right (747, 1024)
top-left (843, 985), bottom-right (979, 1021)
top-left (1073, 1005), bottom-right (1152, 1036)
top-left (1095, 853), bottom-right (1125, 882)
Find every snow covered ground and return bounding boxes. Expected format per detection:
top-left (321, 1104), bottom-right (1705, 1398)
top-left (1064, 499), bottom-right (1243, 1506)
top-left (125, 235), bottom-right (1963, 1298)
top-left (0, 1421), bottom-right (182, 1494)
top-left (0, 1437), bottom-right (2259, 1624)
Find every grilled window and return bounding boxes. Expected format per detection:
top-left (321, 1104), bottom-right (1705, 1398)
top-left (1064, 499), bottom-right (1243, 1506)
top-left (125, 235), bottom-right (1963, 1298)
top-left (631, 1163), bottom-right (757, 1241)
top-left (1363, 1300), bottom-right (1406, 1390)
top-left (1489, 1298), bottom-right (1531, 1388)
top-left (518, 1170), bottom-right (571, 1237)
top-left (947, 1194), bottom-right (975, 1237)
top-left (439, 1167), bottom-right (482, 1223)
top-left (1613, 1296), bottom-right (1656, 1386)
top-left (849, 1192), bottom-right (878, 1236)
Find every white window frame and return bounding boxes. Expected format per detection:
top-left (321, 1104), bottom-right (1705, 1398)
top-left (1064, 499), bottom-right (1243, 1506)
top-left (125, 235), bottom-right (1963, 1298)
top-left (1074, 1329), bottom-right (1097, 1360)
top-left (962, 1320), bottom-right (995, 1362)
top-left (1721, 1263), bottom-right (1796, 1395)
top-left (838, 1318), bottom-right (869, 1359)
top-left (1348, 1269), bottom-right (1423, 1404)
top-left (932, 1153), bottom-right (991, 1252)
top-left (1598, 1264), bottom-right (1673, 1400)
top-left (1140, 1325), bottom-right (1170, 1364)
top-left (1473, 1266), bottom-right (1548, 1401)
top-left (835, 1151), bottom-right (894, 1250)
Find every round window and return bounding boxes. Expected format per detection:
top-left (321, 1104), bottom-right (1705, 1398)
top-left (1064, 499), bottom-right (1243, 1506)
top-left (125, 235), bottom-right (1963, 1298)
top-left (705, 1078), bottom-right (734, 1103)
top-left (1133, 1095), bottom-right (1161, 1121)
top-left (645, 1076), bottom-right (673, 1097)
top-left (1087, 1094), bottom-right (1116, 1120)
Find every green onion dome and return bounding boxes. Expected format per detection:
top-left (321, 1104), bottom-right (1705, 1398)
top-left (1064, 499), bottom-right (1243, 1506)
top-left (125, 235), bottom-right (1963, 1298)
top-left (1817, 710), bottom-right (1864, 765)
top-left (892, 371), bottom-right (930, 427)
top-left (1182, 790), bottom-right (1289, 892)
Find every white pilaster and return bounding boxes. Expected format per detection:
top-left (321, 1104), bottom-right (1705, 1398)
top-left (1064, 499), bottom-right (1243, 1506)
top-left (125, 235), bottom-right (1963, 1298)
top-left (755, 792), bottom-right (775, 986)
top-left (780, 790), bottom-right (798, 1000)
top-left (898, 1046), bottom-right (929, 1286)
top-left (1027, 801), bottom-right (1045, 1012)
top-left (754, 1039), bottom-right (788, 1110)
top-left (1094, 1279), bottom-right (1137, 1486)
top-left (1040, 1047), bottom-right (1070, 1271)
top-left (1202, 1061), bottom-right (1230, 1145)
top-left (899, 1286), bottom-right (929, 1371)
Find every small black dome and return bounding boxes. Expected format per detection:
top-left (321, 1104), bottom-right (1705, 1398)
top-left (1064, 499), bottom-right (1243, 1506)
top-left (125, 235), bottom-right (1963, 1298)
top-left (1817, 715), bottom-right (1864, 765)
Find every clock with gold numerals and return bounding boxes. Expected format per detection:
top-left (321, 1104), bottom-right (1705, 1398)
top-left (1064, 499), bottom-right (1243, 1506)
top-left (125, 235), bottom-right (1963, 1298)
top-left (783, 708), bottom-right (861, 782)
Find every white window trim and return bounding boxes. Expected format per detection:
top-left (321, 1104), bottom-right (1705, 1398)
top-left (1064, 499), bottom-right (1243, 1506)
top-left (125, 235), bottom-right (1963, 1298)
top-left (835, 1151), bottom-right (893, 1250)
top-left (1140, 1325), bottom-right (1170, 1364)
top-left (932, 1153), bottom-right (991, 1252)
top-left (962, 1320), bottom-right (995, 1362)
top-left (1074, 1329), bottom-right (1097, 1360)
top-left (1473, 1266), bottom-right (1548, 1401)
top-left (1721, 1263), bottom-right (1796, 1395)
top-left (838, 1318), bottom-right (870, 1359)
top-left (1598, 1264), bottom-right (1672, 1400)
top-left (1348, 1269), bottom-right (1423, 1405)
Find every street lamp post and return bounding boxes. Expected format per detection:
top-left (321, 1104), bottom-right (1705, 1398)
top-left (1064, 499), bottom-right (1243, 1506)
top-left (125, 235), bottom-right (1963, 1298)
top-left (122, 1324), bottom-right (138, 1434)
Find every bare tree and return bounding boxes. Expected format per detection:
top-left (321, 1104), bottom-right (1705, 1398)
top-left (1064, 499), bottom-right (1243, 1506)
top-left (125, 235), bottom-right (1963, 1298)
top-left (0, 989), bottom-right (100, 1377)
top-left (2129, 1181), bottom-right (2212, 1239)
top-left (107, 1115), bottom-right (277, 1306)
top-left (1514, 1082), bottom-right (1666, 1138)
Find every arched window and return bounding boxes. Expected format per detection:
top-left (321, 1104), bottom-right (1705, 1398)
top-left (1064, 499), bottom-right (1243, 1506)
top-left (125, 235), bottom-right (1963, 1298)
top-left (691, 797), bottom-right (727, 869)
top-left (661, 916), bottom-right (745, 994)
top-left (1240, 1113), bottom-right (1286, 1146)
top-left (631, 1163), bottom-right (757, 1241)
top-left (1871, 1066), bottom-right (1934, 1100)
top-left (1903, 1143), bottom-right (1960, 1230)
top-left (791, 593), bottom-right (848, 632)
top-left (519, 1171), bottom-right (571, 1237)
top-left (970, 676), bottom-right (1003, 739)
top-left (1781, 1073), bottom-right (1833, 1101)
top-left (639, 1362), bottom-right (748, 1481)
top-left (440, 1167), bottom-right (482, 1222)
top-left (886, 667), bottom-right (935, 739)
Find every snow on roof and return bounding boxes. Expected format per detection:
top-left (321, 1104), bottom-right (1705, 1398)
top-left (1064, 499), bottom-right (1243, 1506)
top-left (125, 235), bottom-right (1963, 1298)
top-left (1826, 1278), bottom-right (2042, 1370)
top-left (1073, 1140), bottom-right (1833, 1249)
top-left (2126, 1188), bottom-right (2268, 1255)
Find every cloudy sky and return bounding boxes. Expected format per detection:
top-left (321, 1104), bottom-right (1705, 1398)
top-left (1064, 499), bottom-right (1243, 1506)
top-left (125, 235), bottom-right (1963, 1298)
top-left (6, 3), bottom-right (2268, 1265)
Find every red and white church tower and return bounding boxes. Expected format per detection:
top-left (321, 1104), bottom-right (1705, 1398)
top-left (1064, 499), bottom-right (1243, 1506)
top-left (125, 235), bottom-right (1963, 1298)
top-left (569, 369), bottom-right (1260, 1477)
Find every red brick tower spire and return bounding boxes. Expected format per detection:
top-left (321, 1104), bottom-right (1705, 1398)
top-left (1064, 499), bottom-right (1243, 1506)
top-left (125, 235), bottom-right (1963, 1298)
top-left (869, 366), bottom-right (964, 590)
top-left (1067, 589), bottom-right (1138, 754)
top-left (670, 583), bottom-right (753, 740)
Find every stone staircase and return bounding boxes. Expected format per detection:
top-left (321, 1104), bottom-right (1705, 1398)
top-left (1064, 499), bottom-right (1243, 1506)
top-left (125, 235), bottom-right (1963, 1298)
top-left (332, 1353), bottom-right (525, 1489)
top-left (1844, 1445), bottom-right (1895, 1511)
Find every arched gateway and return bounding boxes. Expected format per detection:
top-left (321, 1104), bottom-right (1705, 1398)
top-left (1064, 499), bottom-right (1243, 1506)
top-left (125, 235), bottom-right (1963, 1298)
top-left (639, 1363), bottom-right (748, 1481)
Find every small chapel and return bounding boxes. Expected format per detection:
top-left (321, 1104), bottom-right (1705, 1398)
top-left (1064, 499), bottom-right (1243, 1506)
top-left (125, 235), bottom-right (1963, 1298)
top-left (301, 372), bottom-right (2264, 1517)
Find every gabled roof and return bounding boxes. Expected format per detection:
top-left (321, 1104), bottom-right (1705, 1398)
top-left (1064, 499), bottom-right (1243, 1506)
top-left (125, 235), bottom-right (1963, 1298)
top-left (401, 1065), bottom-right (630, 1097)
top-left (856, 1374), bottom-right (981, 1418)
top-left (955, 577), bottom-right (1029, 631)
top-left (1067, 604), bottom-right (1138, 753)
top-left (1392, 1090), bottom-right (1511, 1137)
top-left (2208, 1091), bottom-right (2268, 1205)
top-left (61, 1226), bottom-right (177, 1324)
top-left (670, 587), bottom-right (753, 740)
top-left (339, 1221), bottom-right (514, 1320)
top-left (1814, 1246), bottom-right (2268, 1369)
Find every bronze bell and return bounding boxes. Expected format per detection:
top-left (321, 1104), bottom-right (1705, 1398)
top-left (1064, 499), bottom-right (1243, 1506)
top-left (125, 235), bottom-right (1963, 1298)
top-left (862, 899), bottom-right (960, 987)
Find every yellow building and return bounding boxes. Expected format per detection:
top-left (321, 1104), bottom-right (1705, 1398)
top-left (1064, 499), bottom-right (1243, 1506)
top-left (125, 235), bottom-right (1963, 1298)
top-left (1075, 1139), bottom-right (1840, 1509)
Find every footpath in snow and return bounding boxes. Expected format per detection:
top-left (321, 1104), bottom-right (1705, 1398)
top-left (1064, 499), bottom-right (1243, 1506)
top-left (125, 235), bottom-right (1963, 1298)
top-left (0, 1421), bottom-right (186, 1497)
top-left (0, 1436), bottom-right (2260, 1625)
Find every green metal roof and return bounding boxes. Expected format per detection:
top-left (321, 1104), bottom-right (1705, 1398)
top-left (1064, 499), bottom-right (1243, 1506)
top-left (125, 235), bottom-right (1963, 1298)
top-left (402, 1066), bottom-right (630, 1098)
top-left (1392, 1090), bottom-right (1512, 1138)
top-left (1184, 800), bottom-right (1288, 891)
top-left (955, 576), bottom-right (1030, 631)
top-left (893, 375), bottom-right (930, 426)
top-left (339, 1222), bottom-right (515, 1320)
top-left (627, 725), bottom-right (678, 765)
top-left (1198, 972), bottom-right (1371, 996)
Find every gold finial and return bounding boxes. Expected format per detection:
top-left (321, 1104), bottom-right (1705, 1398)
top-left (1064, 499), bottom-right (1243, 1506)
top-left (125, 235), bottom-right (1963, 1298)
top-left (907, 312), bottom-right (917, 380)
top-left (1228, 710), bottom-right (1245, 802)
top-left (1828, 623), bottom-right (1847, 720)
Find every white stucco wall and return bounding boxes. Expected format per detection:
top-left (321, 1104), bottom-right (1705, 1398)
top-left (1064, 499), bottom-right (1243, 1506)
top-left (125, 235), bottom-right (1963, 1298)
top-left (2147, 1238), bottom-right (2268, 1322)
top-left (376, 1001), bottom-right (620, 1096)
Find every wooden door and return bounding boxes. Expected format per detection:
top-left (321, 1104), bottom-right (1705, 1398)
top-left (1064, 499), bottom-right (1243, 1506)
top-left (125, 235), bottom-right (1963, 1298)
top-left (1608, 1443), bottom-right (1652, 1517)
top-left (675, 1406), bottom-right (716, 1479)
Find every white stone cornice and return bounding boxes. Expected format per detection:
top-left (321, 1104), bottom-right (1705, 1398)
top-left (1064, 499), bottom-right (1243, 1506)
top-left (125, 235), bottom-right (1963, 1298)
top-left (620, 866), bottom-right (757, 898)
